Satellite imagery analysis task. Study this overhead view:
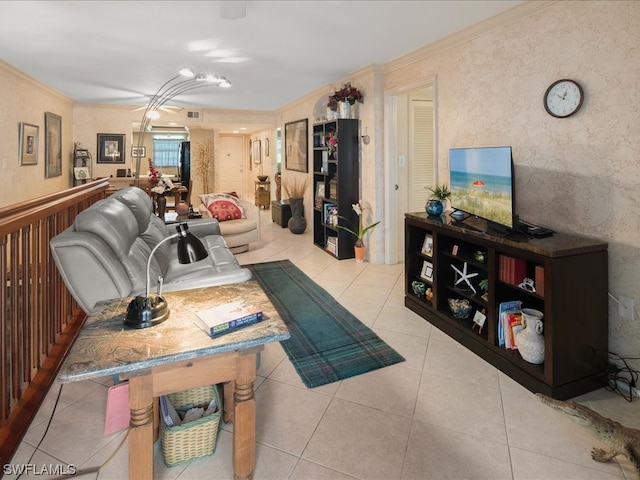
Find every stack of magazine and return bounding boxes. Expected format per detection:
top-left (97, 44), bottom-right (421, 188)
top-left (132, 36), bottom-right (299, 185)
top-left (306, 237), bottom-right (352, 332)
top-left (195, 301), bottom-right (263, 338)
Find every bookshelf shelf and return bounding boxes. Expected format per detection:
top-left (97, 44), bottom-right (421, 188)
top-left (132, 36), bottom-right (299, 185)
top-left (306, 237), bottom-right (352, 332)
top-left (404, 212), bottom-right (608, 400)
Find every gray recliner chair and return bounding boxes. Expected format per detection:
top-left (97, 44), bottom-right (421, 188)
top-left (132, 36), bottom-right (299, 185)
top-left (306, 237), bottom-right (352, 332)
top-left (50, 187), bottom-right (252, 314)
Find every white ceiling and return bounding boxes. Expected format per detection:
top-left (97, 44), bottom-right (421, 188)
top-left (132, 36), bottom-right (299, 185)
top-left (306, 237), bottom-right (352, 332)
top-left (0, 1), bottom-right (524, 118)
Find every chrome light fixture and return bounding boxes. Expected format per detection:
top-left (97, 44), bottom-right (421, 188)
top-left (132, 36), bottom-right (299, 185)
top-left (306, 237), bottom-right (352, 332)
top-left (125, 223), bottom-right (208, 329)
top-left (133, 68), bottom-right (231, 186)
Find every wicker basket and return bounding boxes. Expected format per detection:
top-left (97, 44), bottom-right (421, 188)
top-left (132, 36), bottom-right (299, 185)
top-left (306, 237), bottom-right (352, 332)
top-left (161, 384), bottom-right (222, 467)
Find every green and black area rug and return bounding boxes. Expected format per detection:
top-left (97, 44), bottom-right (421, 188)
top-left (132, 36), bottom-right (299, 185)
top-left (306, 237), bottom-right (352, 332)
top-left (247, 260), bottom-right (405, 388)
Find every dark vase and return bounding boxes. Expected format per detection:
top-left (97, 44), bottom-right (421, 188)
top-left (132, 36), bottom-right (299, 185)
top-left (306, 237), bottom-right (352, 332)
top-left (287, 198), bottom-right (307, 234)
top-left (425, 199), bottom-right (443, 217)
top-left (156, 194), bottom-right (167, 221)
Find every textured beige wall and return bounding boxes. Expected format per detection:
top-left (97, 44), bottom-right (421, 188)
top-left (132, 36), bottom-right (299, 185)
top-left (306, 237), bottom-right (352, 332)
top-left (0, 61), bottom-right (74, 205)
top-left (383, 1), bottom-right (640, 361)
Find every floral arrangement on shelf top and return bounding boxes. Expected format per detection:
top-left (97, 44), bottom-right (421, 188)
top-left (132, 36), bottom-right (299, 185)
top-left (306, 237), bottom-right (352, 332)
top-left (148, 159), bottom-right (177, 196)
top-left (327, 85), bottom-right (364, 111)
top-left (335, 200), bottom-right (381, 247)
top-left (326, 131), bottom-right (338, 156)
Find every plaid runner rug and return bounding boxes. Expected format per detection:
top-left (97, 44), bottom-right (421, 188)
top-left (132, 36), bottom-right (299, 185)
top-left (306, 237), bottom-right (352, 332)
top-left (247, 260), bottom-right (405, 388)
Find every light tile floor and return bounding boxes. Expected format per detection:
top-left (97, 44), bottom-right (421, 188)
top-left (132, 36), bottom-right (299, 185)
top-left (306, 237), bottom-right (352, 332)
top-left (7, 209), bottom-right (640, 479)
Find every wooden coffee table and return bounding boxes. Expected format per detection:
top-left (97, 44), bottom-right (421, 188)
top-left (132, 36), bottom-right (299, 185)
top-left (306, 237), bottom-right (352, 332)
top-left (58, 280), bottom-right (289, 479)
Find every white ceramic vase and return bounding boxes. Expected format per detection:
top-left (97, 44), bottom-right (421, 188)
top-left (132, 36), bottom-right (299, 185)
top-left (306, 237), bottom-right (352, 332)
top-left (515, 308), bottom-right (545, 364)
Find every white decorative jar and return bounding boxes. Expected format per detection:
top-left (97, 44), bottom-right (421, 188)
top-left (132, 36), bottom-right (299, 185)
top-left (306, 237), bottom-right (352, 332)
top-left (515, 308), bottom-right (545, 364)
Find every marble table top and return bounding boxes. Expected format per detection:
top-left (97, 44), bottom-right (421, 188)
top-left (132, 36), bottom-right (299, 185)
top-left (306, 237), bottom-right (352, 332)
top-left (58, 280), bottom-right (290, 383)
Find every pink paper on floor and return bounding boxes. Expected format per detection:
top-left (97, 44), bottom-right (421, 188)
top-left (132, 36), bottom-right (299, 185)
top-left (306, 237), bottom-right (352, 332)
top-left (104, 382), bottom-right (130, 436)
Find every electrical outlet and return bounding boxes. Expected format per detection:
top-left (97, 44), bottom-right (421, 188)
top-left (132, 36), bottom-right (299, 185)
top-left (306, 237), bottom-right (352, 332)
top-left (619, 296), bottom-right (634, 320)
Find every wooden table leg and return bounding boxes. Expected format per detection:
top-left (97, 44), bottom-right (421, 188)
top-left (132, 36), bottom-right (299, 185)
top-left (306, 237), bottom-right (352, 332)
top-left (233, 353), bottom-right (256, 480)
top-left (128, 375), bottom-right (154, 480)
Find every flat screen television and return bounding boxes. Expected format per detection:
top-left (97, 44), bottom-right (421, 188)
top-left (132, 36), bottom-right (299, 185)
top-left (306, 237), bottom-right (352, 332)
top-left (449, 146), bottom-right (518, 233)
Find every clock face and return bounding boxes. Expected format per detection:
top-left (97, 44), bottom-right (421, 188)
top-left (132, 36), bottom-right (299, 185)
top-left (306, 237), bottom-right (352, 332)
top-left (544, 79), bottom-right (584, 118)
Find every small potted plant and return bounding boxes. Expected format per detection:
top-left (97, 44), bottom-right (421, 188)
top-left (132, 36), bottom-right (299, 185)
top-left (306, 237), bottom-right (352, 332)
top-left (335, 200), bottom-right (380, 262)
top-left (426, 184), bottom-right (451, 216)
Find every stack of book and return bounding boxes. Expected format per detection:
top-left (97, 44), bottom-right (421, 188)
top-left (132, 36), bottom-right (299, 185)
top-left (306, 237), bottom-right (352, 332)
top-left (498, 255), bottom-right (527, 287)
top-left (195, 301), bottom-right (263, 338)
top-left (497, 300), bottom-right (522, 349)
top-left (326, 236), bottom-right (337, 255)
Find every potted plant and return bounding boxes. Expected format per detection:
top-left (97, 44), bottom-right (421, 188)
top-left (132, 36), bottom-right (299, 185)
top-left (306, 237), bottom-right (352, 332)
top-left (426, 183), bottom-right (451, 216)
top-left (283, 177), bottom-right (309, 234)
top-left (335, 200), bottom-right (380, 262)
top-left (327, 85), bottom-right (364, 119)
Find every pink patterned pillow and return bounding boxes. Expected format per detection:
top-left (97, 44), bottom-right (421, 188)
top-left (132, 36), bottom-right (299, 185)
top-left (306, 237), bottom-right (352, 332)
top-left (199, 193), bottom-right (246, 219)
top-left (207, 199), bottom-right (243, 222)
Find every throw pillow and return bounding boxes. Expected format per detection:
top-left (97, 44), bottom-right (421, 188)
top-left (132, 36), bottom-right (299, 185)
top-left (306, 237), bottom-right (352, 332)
top-left (207, 199), bottom-right (243, 222)
top-left (199, 192), bottom-right (246, 219)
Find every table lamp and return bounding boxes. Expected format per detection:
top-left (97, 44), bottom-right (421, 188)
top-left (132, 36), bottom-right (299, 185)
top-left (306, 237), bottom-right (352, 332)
top-left (125, 223), bottom-right (208, 328)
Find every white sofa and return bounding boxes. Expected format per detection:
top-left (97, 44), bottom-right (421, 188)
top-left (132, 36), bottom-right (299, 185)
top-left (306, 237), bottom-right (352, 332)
top-left (198, 195), bottom-right (260, 253)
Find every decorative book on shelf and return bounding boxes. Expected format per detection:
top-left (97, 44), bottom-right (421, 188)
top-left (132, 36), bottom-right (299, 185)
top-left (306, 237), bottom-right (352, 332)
top-left (497, 300), bottom-right (522, 348)
top-left (499, 254), bottom-right (527, 286)
top-left (195, 301), bottom-right (263, 338)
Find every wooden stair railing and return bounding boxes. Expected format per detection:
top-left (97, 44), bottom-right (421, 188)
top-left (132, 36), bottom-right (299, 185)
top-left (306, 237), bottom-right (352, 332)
top-left (0, 179), bottom-right (109, 467)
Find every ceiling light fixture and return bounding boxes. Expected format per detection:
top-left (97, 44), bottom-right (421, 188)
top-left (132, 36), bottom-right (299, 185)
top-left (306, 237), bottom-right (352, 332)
top-left (133, 69), bottom-right (231, 185)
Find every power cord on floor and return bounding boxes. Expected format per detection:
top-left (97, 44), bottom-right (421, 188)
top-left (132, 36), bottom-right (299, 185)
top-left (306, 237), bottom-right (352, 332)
top-left (606, 351), bottom-right (640, 402)
top-left (14, 383), bottom-right (130, 480)
top-left (16, 383), bottom-right (64, 480)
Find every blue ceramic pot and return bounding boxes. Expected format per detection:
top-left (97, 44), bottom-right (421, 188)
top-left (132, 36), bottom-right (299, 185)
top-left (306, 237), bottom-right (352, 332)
top-left (425, 199), bottom-right (443, 217)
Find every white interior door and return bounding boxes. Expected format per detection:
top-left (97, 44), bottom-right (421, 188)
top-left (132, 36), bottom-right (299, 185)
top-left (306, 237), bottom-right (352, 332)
top-left (216, 134), bottom-right (246, 195)
top-left (393, 85), bottom-right (435, 262)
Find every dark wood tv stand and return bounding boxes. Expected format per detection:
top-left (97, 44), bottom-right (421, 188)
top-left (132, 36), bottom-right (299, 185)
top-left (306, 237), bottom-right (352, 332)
top-left (405, 212), bottom-right (608, 399)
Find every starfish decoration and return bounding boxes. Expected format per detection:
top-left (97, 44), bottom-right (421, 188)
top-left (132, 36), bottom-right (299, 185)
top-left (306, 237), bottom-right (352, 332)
top-left (451, 262), bottom-right (478, 293)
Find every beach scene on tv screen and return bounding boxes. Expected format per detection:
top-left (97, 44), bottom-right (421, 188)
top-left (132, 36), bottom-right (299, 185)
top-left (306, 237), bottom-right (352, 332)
top-left (450, 147), bottom-right (513, 227)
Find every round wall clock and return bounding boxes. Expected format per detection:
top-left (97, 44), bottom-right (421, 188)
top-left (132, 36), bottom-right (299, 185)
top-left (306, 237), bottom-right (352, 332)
top-left (544, 79), bottom-right (584, 118)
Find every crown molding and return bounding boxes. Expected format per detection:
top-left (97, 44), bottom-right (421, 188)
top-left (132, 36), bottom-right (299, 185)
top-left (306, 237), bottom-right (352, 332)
top-left (0, 59), bottom-right (74, 105)
top-left (384, 1), bottom-right (556, 74)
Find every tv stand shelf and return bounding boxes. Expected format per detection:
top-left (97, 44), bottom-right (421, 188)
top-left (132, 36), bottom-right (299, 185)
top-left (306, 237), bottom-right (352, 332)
top-left (405, 212), bottom-right (608, 399)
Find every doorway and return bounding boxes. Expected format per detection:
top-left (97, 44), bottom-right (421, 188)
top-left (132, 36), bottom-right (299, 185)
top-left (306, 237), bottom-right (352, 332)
top-left (385, 82), bottom-right (436, 264)
top-left (216, 134), bottom-right (246, 195)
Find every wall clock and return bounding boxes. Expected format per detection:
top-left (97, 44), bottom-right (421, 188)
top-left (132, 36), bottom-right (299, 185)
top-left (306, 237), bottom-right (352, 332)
top-left (544, 79), bottom-right (584, 118)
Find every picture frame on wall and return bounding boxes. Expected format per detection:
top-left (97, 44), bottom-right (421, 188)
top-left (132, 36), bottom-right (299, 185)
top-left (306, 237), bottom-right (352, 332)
top-left (131, 145), bottom-right (146, 158)
top-left (252, 139), bottom-right (262, 164)
top-left (44, 112), bottom-right (62, 178)
top-left (19, 122), bottom-right (39, 166)
top-left (97, 133), bottom-right (125, 164)
top-left (285, 118), bottom-right (308, 173)
top-left (265, 138), bottom-right (270, 157)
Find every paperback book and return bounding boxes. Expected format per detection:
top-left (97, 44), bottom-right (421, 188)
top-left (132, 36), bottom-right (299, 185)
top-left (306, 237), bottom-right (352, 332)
top-left (195, 301), bottom-right (263, 338)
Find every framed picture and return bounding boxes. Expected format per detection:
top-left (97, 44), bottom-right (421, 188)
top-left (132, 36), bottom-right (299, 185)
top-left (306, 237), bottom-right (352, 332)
top-left (421, 234), bottom-right (433, 257)
top-left (265, 138), bottom-right (270, 157)
top-left (420, 260), bottom-right (434, 283)
top-left (285, 118), bottom-right (308, 173)
top-left (73, 167), bottom-right (91, 180)
top-left (315, 181), bottom-right (325, 199)
top-left (19, 122), bottom-right (39, 166)
top-left (131, 145), bottom-right (146, 158)
top-left (44, 112), bottom-right (62, 178)
top-left (252, 139), bottom-right (262, 164)
top-left (97, 133), bottom-right (125, 164)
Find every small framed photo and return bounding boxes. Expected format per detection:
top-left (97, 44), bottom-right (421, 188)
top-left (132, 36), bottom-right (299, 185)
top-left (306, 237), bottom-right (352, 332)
top-left (45, 112), bottom-right (62, 178)
top-left (73, 167), bottom-right (90, 180)
top-left (131, 145), bottom-right (146, 158)
top-left (97, 133), bottom-right (125, 164)
top-left (421, 234), bottom-right (433, 257)
top-left (19, 122), bottom-right (39, 166)
top-left (420, 260), bottom-right (434, 283)
top-left (252, 139), bottom-right (262, 164)
top-left (315, 181), bottom-right (325, 199)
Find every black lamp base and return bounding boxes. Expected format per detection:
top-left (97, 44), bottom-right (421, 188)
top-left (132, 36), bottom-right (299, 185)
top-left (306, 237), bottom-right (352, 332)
top-left (125, 295), bottom-right (170, 329)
